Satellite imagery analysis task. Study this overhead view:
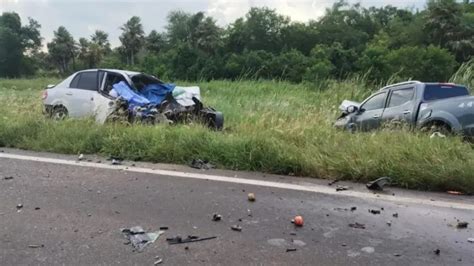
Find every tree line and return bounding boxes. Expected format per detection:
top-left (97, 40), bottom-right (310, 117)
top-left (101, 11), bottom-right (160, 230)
top-left (0, 0), bottom-right (473, 83)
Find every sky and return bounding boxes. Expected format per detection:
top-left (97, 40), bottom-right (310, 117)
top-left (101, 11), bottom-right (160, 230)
top-left (0, 0), bottom-right (426, 47)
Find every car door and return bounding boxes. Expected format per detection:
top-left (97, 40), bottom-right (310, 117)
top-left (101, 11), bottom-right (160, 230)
top-left (381, 87), bottom-right (416, 126)
top-left (93, 71), bottom-right (122, 123)
top-left (354, 91), bottom-right (388, 131)
top-left (66, 71), bottom-right (99, 118)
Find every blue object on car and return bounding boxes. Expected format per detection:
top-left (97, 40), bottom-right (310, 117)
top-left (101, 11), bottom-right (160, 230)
top-left (140, 83), bottom-right (176, 105)
top-left (112, 81), bottom-right (150, 109)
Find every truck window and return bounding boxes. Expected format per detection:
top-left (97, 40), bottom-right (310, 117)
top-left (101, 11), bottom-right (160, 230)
top-left (388, 88), bottom-right (414, 108)
top-left (361, 92), bottom-right (387, 111)
top-left (423, 84), bottom-right (469, 101)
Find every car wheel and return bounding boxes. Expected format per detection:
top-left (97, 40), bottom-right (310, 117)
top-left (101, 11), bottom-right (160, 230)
top-left (207, 111), bottom-right (224, 130)
top-left (51, 106), bottom-right (68, 120)
top-left (422, 122), bottom-right (451, 137)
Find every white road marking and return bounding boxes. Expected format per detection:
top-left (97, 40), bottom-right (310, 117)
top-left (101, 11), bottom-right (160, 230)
top-left (1, 152), bottom-right (473, 210)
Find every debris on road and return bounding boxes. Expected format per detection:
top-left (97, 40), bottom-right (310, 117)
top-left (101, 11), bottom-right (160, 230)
top-left (369, 209), bottom-right (381, 215)
top-left (456, 221), bottom-right (469, 229)
top-left (286, 248), bottom-right (297, 252)
top-left (28, 244), bottom-right (44, 248)
top-left (3, 176), bottom-right (13, 180)
top-left (350, 207), bottom-right (357, 211)
top-left (366, 177), bottom-right (391, 191)
top-left (349, 223), bottom-right (366, 229)
top-left (336, 185), bottom-right (349, 192)
top-left (78, 154), bottom-right (84, 161)
top-left (121, 226), bottom-right (165, 252)
top-left (468, 238), bottom-right (474, 243)
top-left (231, 225), bottom-right (242, 232)
top-left (447, 191), bottom-right (464, 195)
top-left (393, 213), bottom-right (399, 218)
top-left (112, 159), bottom-right (122, 165)
top-left (190, 159), bottom-right (215, 170)
top-left (247, 193), bottom-right (256, 202)
top-left (212, 213), bottom-right (222, 221)
top-left (16, 203), bottom-right (23, 210)
top-left (361, 246), bottom-right (375, 254)
top-left (34, 207), bottom-right (40, 210)
top-left (166, 235), bottom-right (217, 245)
top-left (154, 257), bottom-right (163, 265)
top-left (434, 249), bottom-right (441, 255)
top-left (159, 226), bottom-right (169, 230)
top-left (291, 216), bottom-right (304, 227)
top-left (387, 221), bottom-right (392, 226)
top-left (328, 179), bottom-right (339, 186)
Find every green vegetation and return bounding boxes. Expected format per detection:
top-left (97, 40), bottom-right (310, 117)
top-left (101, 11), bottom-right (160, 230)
top-left (1, 0), bottom-right (473, 82)
top-left (0, 0), bottom-right (473, 192)
top-left (1, 77), bottom-right (473, 193)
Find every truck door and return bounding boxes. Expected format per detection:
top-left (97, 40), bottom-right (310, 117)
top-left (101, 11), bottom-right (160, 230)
top-left (354, 91), bottom-right (387, 131)
top-left (381, 87), bottom-right (415, 126)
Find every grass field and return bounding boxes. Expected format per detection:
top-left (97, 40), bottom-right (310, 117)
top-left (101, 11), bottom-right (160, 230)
top-left (0, 76), bottom-right (473, 193)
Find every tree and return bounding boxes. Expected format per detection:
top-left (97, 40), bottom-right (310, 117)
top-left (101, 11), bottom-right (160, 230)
top-left (192, 16), bottom-right (223, 55)
top-left (0, 12), bottom-right (42, 77)
top-left (314, 1), bottom-right (373, 51)
top-left (165, 11), bottom-right (222, 54)
top-left (386, 45), bottom-right (457, 81)
top-left (146, 30), bottom-right (166, 54)
top-left (425, 0), bottom-right (474, 61)
top-left (226, 7), bottom-right (290, 54)
top-left (91, 30), bottom-right (111, 53)
top-left (0, 13), bottom-right (23, 77)
top-left (76, 30), bottom-right (112, 68)
top-left (119, 16), bottom-right (145, 65)
top-left (304, 45), bottom-right (335, 81)
top-left (47, 26), bottom-right (77, 74)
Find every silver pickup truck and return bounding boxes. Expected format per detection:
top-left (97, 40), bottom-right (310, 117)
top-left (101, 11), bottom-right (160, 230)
top-left (335, 81), bottom-right (474, 136)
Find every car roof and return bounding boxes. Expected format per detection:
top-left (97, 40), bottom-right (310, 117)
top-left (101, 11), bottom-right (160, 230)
top-left (77, 68), bottom-right (142, 76)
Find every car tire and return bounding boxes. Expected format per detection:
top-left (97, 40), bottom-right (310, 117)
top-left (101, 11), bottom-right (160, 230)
top-left (422, 122), bottom-right (451, 136)
top-left (51, 106), bottom-right (68, 120)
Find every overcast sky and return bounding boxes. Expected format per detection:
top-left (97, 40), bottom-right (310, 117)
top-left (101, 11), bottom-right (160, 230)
top-left (1, 0), bottom-right (426, 47)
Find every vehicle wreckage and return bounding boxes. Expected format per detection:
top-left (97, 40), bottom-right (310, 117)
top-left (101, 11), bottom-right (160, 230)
top-left (42, 69), bottom-right (224, 130)
top-left (335, 81), bottom-right (474, 136)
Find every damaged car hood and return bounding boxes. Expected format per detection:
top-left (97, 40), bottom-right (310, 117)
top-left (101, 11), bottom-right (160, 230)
top-left (339, 100), bottom-right (360, 111)
top-left (94, 84), bottom-right (203, 124)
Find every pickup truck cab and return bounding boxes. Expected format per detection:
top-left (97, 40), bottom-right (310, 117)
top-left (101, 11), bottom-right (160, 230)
top-left (335, 81), bottom-right (474, 136)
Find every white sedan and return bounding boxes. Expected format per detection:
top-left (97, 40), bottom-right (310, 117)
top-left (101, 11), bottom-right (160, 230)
top-left (42, 69), bottom-right (223, 129)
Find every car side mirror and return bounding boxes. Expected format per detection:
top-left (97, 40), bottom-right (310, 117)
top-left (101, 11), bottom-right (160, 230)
top-left (46, 84), bottom-right (56, 89)
top-left (346, 105), bottom-right (358, 113)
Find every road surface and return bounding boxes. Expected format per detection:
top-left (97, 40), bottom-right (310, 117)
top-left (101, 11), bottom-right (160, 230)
top-left (0, 148), bottom-right (473, 265)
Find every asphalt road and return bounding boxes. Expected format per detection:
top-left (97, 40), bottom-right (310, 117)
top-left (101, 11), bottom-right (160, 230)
top-left (0, 149), bottom-right (473, 265)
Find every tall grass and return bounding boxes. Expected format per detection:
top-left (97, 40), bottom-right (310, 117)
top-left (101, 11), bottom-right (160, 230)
top-left (450, 59), bottom-right (474, 91)
top-left (0, 77), bottom-right (473, 193)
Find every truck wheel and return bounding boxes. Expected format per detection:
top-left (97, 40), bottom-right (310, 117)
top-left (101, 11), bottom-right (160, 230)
top-left (51, 106), bottom-right (68, 120)
top-left (422, 122), bottom-right (451, 136)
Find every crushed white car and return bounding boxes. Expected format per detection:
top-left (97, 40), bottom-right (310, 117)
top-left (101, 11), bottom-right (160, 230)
top-left (42, 69), bottom-right (224, 129)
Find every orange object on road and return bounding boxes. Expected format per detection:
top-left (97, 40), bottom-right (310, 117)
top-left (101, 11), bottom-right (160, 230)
top-left (293, 215), bottom-right (304, 226)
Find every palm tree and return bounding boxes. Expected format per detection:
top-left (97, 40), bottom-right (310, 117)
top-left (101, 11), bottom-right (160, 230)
top-left (119, 16), bottom-right (144, 65)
